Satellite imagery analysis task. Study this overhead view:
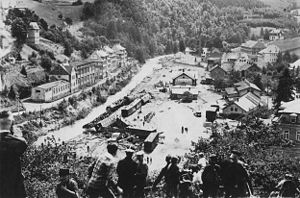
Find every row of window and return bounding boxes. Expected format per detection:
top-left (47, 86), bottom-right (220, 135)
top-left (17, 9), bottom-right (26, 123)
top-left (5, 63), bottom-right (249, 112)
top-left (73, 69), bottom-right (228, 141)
top-left (53, 84), bottom-right (70, 94)
top-left (282, 130), bottom-right (300, 141)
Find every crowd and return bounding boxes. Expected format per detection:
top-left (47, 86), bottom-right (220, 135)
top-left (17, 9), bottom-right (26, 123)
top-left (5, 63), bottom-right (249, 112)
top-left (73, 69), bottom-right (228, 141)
top-left (1, 110), bottom-right (300, 198)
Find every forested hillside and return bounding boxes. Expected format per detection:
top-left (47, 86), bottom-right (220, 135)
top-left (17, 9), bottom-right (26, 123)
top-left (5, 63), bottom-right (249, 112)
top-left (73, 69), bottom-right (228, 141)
top-left (79, 0), bottom-right (263, 61)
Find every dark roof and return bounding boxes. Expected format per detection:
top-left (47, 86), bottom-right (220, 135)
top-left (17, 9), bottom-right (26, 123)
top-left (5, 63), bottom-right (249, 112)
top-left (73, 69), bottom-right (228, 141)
top-left (49, 65), bottom-right (71, 75)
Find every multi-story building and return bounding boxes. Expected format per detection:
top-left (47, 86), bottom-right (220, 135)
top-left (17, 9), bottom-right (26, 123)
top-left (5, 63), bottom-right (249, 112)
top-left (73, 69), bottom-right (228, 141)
top-left (241, 39), bottom-right (266, 55)
top-left (112, 44), bottom-right (127, 67)
top-left (88, 49), bottom-right (109, 78)
top-left (72, 60), bottom-right (97, 88)
top-left (269, 29), bottom-right (284, 41)
top-left (274, 100), bottom-right (300, 142)
top-left (27, 22), bottom-right (40, 45)
top-left (49, 65), bottom-right (78, 93)
top-left (104, 46), bottom-right (118, 70)
top-left (258, 44), bottom-right (280, 64)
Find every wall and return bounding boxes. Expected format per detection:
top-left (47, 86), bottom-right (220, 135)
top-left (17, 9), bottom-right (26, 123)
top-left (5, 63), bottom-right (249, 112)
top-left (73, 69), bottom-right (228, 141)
top-left (223, 103), bottom-right (246, 115)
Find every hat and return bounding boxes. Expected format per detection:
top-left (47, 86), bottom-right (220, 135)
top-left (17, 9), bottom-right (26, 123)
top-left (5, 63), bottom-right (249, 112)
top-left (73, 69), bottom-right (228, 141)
top-left (136, 151), bottom-right (144, 156)
top-left (0, 111), bottom-right (14, 121)
top-left (125, 148), bottom-right (135, 153)
top-left (59, 168), bottom-right (70, 177)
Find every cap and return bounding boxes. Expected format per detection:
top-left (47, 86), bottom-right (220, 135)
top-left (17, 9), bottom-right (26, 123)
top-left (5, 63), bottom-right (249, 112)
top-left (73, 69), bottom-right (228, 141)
top-left (0, 111), bottom-right (14, 121)
top-left (59, 168), bottom-right (70, 177)
top-left (136, 151), bottom-right (144, 156)
top-left (125, 148), bottom-right (135, 153)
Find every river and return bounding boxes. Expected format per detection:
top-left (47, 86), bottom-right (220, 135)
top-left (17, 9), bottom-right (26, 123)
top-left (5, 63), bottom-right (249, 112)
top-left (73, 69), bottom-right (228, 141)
top-left (35, 55), bottom-right (170, 145)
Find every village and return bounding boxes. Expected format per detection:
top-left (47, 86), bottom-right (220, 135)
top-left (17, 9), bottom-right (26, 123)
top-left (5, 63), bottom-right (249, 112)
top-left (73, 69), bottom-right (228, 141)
top-left (0, 0), bottom-right (300, 197)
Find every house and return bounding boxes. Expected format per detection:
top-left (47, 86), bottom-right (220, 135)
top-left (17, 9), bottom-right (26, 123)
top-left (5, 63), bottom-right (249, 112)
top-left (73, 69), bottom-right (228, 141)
top-left (209, 65), bottom-right (228, 80)
top-left (112, 44), bottom-right (127, 67)
top-left (49, 65), bottom-right (78, 93)
top-left (206, 52), bottom-right (222, 70)
top-left (170, 86), bottom-right (198, 100)
top-left (269, 29), bottom-right (284, 41)
top-left (27, 22), bottom-right (40, 45)
top-left (88, 49), bottom-right (109, 78)
top-left (223, 92), bottom-right (265, 116)
top-left (258, 44), bottom-right (280, 63)
top-left (31, 80), bottom-right (70, 102)
top-left (274, 100), bottom-right (300, 142)
top-left (72, 60), bottom-right (97, 88)
top-left (221, 52), bottom-right (240, 64)
top-left (290, 59), bottom-right (300, 72)
top-left (270, 37), bottom-right (300, 57)
top-left (224, 87), bottom-right (239, 100)
top-left (55, 54), bottom-right (70, 65)
top-left (234, 62), bottom-right (261, 77)
top-left (234, 79), bottom-right (262, 97)
top-left (104, 46), bottom-right (118, 69)
top-left (241, 39), bottom-right (266, 55)
top-left (172, 71), bottom-right (197, 86)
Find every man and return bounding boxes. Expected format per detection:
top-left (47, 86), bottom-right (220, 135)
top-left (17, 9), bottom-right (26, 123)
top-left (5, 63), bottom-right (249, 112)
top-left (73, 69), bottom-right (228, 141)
top-left (0, 110), bottom-right (28, 198)
top-left (225, 150), bottom-right (253, 198)
top-left (87, 143), bottom-right (120, 198)
top-left (134, 151), bottom-right (148, 198)
top-left (201, 154), bottom-right (221, 198)
top-left (165, 156), bottom-right (180, 198)
top-left (276, 174), bottom-right (300, 197)
top-left (152, 155), bottom-right (172, 189)
top-left (56, 168), bottom-right (79, 198)
top-left (117, 148), bottom-right (137, 198)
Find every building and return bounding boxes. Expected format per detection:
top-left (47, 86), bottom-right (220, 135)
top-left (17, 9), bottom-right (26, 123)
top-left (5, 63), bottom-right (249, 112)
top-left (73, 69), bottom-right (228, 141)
top-left (31, 80), bottom-right (70, 102)
top-left (224, 79), bottom-right (262, 99)
top-left (223, 92), bottom-right (265, 116)
top-left (258, 44), bottom-right (280, 63)
top-left (209, 65), bottom-right (228, 80)
top-left (72, 60), bottom-right (98, 88)
top-left (270, 37), bottom-right (300, 57)
top-left (269, 29), bottom-right (284, 41)
top-left (234, 62), bottom-right (261, 77)
top-left (170, 86), bottom-right (198, 100)
top-left (274, 100), bottom-right (300, 142)
top-left (112, 43), bottom-right (127, 67)
top-left (55, 54), bottom-right (70, 65)
top-left (241, 39), bottom-right (266, 55)
top-left (49, 65), bottom-right (78, 93)
top-left (172, 71), bottom-right (197, 86)
top-left (27, 22), bottom-right (40, 45)
top-left (206, 51), bottom-right (222, 70)
top-left (104, 46), bottom-right (118, 70)
top-left (88, 49), bottom-right (109, 78)
top-left (290, 59), bottom-right (300, 72)
top-left (224, 87), bottom-right (239, 100)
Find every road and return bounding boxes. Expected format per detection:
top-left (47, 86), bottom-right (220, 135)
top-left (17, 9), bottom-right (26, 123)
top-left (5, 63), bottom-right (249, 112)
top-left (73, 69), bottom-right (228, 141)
top-left (35, 55), bottom-right (172, 145)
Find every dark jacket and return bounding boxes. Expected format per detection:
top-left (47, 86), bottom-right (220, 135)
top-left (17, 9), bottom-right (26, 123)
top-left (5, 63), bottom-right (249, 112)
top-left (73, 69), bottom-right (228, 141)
top-left (117, 157), bottom-right (137, 189)
top-left (0, 133), bottom-right (28, 198)
top-left (135, 162), bottom-right (148, 187)
top-left (165, 164), bottom-right (180, 186)
top-left (56, 178), bottom-right (79, 198)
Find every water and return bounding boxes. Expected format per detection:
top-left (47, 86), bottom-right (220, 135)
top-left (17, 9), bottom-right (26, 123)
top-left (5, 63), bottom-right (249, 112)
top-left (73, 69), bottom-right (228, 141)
top-left (35, 55), bottom-right (168, 145)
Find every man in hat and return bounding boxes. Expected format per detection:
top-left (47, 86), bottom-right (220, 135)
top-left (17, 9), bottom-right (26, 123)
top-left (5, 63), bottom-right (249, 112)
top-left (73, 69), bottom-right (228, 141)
top-left (134, 151), bottom-right (148, 198)
top-left (225, 150), bottom-right (253, 198)
top-left (0, 110), bottom-right (28, 198)
top-left (56, 168), bottom-right (79, 198)
top-left (152, 154), bottom-right (172, 190)
top-left (165, 156), bottom-right (180, 198)
top-left (117, 148), bottom-right (138, 198)
top-left (276, 174), bottom-right (300, 197)
top-left (201, 154), bottom-right (221, 198)
top-left (87, 143), bottom-right (120, 198)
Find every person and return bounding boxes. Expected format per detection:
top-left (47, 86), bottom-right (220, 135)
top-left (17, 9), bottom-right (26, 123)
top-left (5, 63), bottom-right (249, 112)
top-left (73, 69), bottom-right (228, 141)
top-left (86, 143), bottom-right (120, 198)
top-left (181, 126), bottom-right (184, 134)
top-left (56, 168), bottom-right (79, 198)
top-left (165, 156), bottom-right (180, 198)
top-left (224, 150), bottom-right (253, 198)
top-left (0, 110), bottom-right (28, 198)
top-left (117, 148), bottom-right (137, 198)
top-left (152, 155), bottom-right (172, 190)
top-left (276, 174), bottom-right (300, 197)
top-left (134, 151), bottom-right (148, 198)
top-left (197, 152), bottom-right (208, 170)
top-left (201, 154), bottom-right (221, 198)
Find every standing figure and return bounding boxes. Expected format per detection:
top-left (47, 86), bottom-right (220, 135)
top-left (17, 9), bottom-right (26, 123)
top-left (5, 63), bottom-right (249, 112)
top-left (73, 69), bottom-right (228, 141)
top-left (165, 157), bottom-right (180, 198)
top-left (152, 155), bottom-right (172, 193)
top-left (134, 151), bottom-right (148, 198)
top-left (117, 148), bottom-right (137, 198)
top-left (0, 111), bottom-right (28, 198)
top-left (201, 154), bottom-right (221, 198)
top-left (56, 168), bottom-right (79, 198)
top-left (197, 152), bottom-right (208, 170)
top-left (86, 143), bottom-right (120, 198)
top-left (276, 174), bottom-right (300, 198)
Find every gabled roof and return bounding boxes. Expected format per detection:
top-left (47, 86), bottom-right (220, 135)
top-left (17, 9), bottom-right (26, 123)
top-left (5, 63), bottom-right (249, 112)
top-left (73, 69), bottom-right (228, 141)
top-left (221, 62), bottom-right (234, 73)
top-left (209, 65), bottom-right (226, 73)
top-left (225, 87), bottom-right (238, 95)
top-left (279, 100), bottom-right (300, 114)
top-left (222, 52), bottom-right (240, 61)
top-left (234, 79), bottom-right (261, 92)
top-left (290, 59), bottom-right (300, 68)
top-left (270, 29), bottom-right (282, 34)
top-left (55, 54), bottom-right (69, 63)
top-left (241, 40), bottom-right (266, 49)
top-left (269, 37), bottom-right (300, 52)
top-left (49, 65), bottom-right (72, 76)
top-left (172, 71), bottom-right (197, 80)
top-left (112, 44), bottom-right (125, 52)
top-left (103, 46), bottom-right (114, 54)
top-left (35, 80), bottom-right (69, 90)
top-left (89, 50), bottom-right (108, 60)
top-left (29, 22), bottom-right (39, 30)
top-left (235, 92), bottom-right (263, 112)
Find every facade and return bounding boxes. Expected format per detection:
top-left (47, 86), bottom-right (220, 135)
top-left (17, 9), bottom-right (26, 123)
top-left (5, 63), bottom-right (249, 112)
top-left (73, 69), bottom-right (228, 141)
top-left (170, 86), bottom-right (198, 100)
top-left (31, 80), bottom-right (70, 102)
top-left (209, 65), bottom-right (228, 80)
top-left (224, 79), bottom-right (262, 99)
top-left (275, 100), bottom-right (300, 142)
top-left (112, 44), bottom-right (127, 67)
top-left (49, 65), bottom-right (78, 93)
top-left (269, 29), bottom-right (284, 41)
top-left (270, 37), bottom-right (300, 57)
top-left (206, 52), bottom-right (222, 69)
top-left (72, 60), bottom-right (97, 88)
top-left (258, 44), bottom-right (279, 63)
top-left (27, 22), bottom-right (40, 45)
top-left (104, 46), bottom-right (118, 69)
top-left (88, 49), bottom-right (109, 78)
top-left (172, 72), bottom-right (197, 86)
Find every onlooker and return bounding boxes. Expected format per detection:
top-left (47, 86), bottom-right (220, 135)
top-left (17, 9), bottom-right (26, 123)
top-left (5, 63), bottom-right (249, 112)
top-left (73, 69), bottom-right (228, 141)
top-left (0, 110), bottom-right (28, 198)
top-left (56, 168), bottom-right (79, 198)
top-left (201, 154), bottom-right (221, 198)
top-left (276, 174), bottom-right (300, 197)
top-left (165, 156), bottom-right (180, 198)
top-left (117, 148), bottom-right (137, 198)
top-left (197, 152), bottom-right (208, 170)
top-left (152, 155), bottom-right (172, 190)
top-left (86, 143), bottom-right (120, 198)
top-left (134, 151), bottom-right (148, 198)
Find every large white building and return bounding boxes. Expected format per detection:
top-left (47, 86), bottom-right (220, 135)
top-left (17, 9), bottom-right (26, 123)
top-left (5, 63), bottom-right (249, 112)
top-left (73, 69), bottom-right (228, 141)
top-left (258, 44), bottom-right (280, 64)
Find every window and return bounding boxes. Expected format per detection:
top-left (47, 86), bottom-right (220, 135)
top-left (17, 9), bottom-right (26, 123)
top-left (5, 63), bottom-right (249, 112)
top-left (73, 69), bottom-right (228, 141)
top-left (297, 132), bottom-right (300, 141)
top-left (35, 90), bottom-right (41, 93)
top-left (235, 108), bottom-right (238, 112)
top-left (291, 116), bottom-right (297, 123)
top-left (230, 107), bottom-right (233, 111)
top-left (283, 130), bottom-right (289, 140)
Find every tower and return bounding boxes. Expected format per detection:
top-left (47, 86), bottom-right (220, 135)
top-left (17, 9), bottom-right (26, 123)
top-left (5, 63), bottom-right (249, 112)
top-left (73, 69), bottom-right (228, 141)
top-left (28, 22), bottom-right (40, 45)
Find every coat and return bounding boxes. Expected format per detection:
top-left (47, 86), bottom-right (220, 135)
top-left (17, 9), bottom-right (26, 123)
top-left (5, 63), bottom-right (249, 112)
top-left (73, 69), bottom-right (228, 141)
top-left (117, 157), bottom-right (137, 189)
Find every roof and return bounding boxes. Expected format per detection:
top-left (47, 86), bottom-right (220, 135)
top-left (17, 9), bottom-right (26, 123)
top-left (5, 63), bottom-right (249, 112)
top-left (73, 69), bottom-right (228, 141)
top-left (55, 54), bottom-right (69, 63)
top-left (221, 62), bottom-right (234, 73)
top-left (234, 79), bottom-right (261, 92)
top-left (225, 87), bottom-right (238, 95)
top-left (270, 29), bottom-right (282, 34)
top-left (279, 100), bottom-right (300, 114)
top-left (269, 37), bottom-right (300, 52)
top-left (112, 44), bottom-right (125, 52)
top-left (207, 52), bottom-right (223, 59)
top-left (209, 65), bottom-right (225, 73)
top-left (241, 40), bottom-right (266, 49)
top-left (234, 62), bottom-right (253, 71)
top-left (49, 65), bottom-right (72, 76)
top-left (103, 46), bottom-right (114, 54)
top-left (222, 52), bottom-right (239, 61)
top-left (89, 50), bottom-right (108, 60)
top-left (29, 22), bottom-right (39, 30)
top-left (259, 45), bottom-right (280, 54)
top-left (290, 59), bottom-right (300, 68)
top-left (172, 71), bottom-right (198, 80)
top-left (235, 92), bottom-right (263, 112)
top-left (35, 80), bottom-right (69, 90)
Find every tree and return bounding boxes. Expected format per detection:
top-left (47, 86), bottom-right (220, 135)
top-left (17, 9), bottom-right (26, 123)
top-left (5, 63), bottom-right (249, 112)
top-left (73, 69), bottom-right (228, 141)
top-left (173, 41), bottom-right (179, 54)
top-left (135, 48), bottom-right (145, 63)
top-left (263, 29), bottom-right (270, 40)
top-left (277, 52), bottom-right (283, 63)
top-left (253, 74), bottom-right (264, 91)
top-left (11, 18), bottom-right (27, 43)
top-left (82, 2), bottom-right (94, 19)
top-left (274, 68), bottom-right (294, 109)
top-left (20, 65), bottom-right (27, 77)
top-left (58, 14), bottom-right (63, 20)
top-left (40, 55), bottom-right (52, 71)
top-left (291, 54), bottom-right (299, 63)
top-left (2, 85), bottom-right (9, 97)
top-left (283, 51), bottom-right (291, 63)
top-left (64, 41), bottom-right (73, 57)
top-left (39, 18), bottom-right (48, 31)
top-left (8, 85), bottom-right (18, 100)
top-left (65, 17), bottom-right (73, 25)
top-left (179, 39), bottom-right (186, 52)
